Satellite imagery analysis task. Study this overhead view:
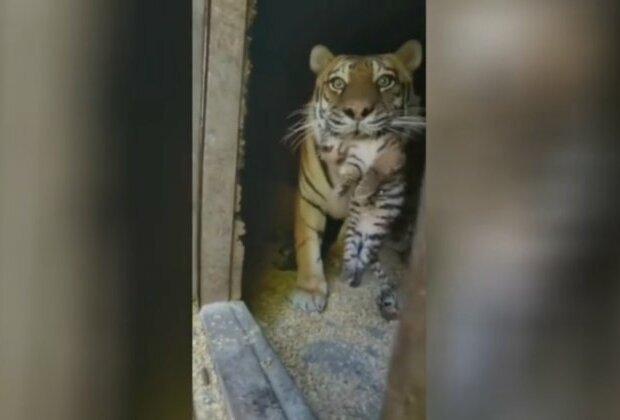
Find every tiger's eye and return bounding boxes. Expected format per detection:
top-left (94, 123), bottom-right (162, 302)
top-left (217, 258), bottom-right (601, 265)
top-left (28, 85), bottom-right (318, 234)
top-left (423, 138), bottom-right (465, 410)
top-left (329, 77), bottom-right (346, 91)
top-left (377, 75), bottom-right (395, 89)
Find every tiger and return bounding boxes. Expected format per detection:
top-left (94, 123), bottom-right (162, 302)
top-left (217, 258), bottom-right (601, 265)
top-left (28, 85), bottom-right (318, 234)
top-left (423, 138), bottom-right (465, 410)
top-left (285, 40), bottom-right (424, 313)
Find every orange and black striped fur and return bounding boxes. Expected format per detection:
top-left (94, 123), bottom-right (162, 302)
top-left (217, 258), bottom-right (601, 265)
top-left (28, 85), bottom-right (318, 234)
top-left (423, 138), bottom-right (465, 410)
top-left (285, 40), bottom-right (424, 313)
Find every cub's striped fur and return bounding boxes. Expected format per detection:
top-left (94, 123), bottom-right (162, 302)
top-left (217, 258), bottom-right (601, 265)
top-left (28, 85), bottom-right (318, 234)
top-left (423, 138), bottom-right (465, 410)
top-left (317, 133), bottom-right (408, 290)
top-left (285, 40), bottom-right (424, 313)
top-left (338, 135), bottom-right (408, 288)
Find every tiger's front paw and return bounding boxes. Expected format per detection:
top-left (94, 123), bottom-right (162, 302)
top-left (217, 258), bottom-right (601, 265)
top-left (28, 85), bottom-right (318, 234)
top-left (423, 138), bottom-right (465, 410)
top-left (290, 277), bottom-right (328, 313)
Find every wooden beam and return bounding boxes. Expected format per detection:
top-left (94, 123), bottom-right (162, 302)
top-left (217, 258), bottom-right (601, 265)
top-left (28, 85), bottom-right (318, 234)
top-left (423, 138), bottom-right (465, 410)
top-left (200, 302), bottom-right (316, 420)
top-left (192, 0), bottom-right (208, 300)
top-left (199, 0), bottom-right (248, 304)
top-left (381, 186), bottom-right (426, 420)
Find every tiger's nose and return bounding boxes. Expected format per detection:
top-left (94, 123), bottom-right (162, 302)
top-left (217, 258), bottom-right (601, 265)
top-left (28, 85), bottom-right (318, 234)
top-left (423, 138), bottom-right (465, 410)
top-left (343, 103), bottom-right (375, 120)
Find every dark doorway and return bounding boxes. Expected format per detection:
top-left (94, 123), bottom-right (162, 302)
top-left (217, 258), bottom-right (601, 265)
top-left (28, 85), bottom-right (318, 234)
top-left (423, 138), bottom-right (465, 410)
top-left (239, 1), bottom-right (425, 417)
top-left (241, 0), bottom-right (425, 292)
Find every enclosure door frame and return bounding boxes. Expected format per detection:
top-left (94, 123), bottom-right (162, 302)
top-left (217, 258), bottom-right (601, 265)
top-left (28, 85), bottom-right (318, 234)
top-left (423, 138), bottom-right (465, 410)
top-left (194, 0), bottom-right (250, 305)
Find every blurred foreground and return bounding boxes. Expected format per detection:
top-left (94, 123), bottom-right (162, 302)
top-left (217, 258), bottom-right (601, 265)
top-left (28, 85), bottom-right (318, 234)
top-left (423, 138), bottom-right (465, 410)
top-left (425, 1), bottom-right (620, 419)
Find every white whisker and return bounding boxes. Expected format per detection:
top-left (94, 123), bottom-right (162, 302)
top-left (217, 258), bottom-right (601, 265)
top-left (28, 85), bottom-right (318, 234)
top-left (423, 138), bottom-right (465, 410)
top-left (282, 111), bottom-right (318, 150)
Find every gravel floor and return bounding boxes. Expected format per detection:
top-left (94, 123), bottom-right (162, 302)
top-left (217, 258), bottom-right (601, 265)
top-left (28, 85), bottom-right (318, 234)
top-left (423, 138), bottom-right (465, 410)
top-left (193, 300), bottom-right (228, 420)
top-left (246, 245), bottom-right (406, 420)
top-left (192, 241), bottom-right (407, 420)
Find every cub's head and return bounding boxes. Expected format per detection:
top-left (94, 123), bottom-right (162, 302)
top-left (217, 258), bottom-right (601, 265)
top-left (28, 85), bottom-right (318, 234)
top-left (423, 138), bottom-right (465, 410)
top-left (309, 40), bottom-right (424, 139)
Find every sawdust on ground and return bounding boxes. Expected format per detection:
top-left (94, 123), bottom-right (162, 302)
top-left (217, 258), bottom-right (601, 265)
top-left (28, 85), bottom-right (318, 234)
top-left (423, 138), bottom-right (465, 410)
top-left (247, 245), bottom-right (406, 420)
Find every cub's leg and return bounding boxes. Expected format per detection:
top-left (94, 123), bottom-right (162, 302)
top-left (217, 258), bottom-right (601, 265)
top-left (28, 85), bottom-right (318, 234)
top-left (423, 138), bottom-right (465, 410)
top-left (291, 191), bottom-right (328, 313)
top-left (342, 178), bottom-right (404, 290)
top-left (341, 231), bottom-right (362, 287)
top-left (355, 144), bottom-right (405, 203)
top-left (355, 168), bottom-right (382, 204)
top-left (342, 230), bottom-right (385, 287)
top-left (343, 218), bottom-right (401, 320)
top-left (341, 205), bottom-right (386, 287)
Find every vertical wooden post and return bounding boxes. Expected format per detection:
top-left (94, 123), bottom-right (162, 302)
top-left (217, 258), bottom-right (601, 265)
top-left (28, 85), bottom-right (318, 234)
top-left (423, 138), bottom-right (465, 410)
top-left (192, 0), bottom-right (207, 300)
top-left (198, 0), bottom-right (248, 304)
top-left (381, 187), bottom-right (426, 420)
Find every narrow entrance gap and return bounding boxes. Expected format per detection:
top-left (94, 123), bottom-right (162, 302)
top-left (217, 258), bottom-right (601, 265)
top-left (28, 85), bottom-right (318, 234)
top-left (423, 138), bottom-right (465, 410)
top-left (240, 1), bottom-right (425, 418)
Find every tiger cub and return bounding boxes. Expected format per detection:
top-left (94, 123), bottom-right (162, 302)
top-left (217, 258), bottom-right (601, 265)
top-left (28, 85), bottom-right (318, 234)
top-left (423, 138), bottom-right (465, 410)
top-left (318, 134), bottom-right (407, 293)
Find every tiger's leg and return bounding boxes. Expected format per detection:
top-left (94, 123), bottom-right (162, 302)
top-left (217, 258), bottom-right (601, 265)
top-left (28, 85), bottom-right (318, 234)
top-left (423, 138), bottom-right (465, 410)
top-left (326, 218), bottom-right (348, 271)
top-left (291, 191), bottom-right (328, 313)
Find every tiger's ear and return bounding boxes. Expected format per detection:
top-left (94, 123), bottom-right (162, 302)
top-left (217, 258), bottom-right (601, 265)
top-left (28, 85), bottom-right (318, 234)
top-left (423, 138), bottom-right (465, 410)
top-left (395, 40), bottom-right (423, 72)
top-left (310, 45), bottom-right (334, 74)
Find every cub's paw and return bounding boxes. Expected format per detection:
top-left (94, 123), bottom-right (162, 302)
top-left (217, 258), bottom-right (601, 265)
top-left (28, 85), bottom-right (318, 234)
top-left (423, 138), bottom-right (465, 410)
top-left (354, 182), bottom-right (377, 204)
top-left (338, 163), bottom-right (358, 178)
top-left (339, 164), bottom-right (360, 185)
top-left (317, 144), bottom-right (335, 162)
top-left (290, 281), bottom-right (328, 313)
top-left (376, 283), bottom-right (400, 321)
top-left (336, 184), bottom-right (352, 197)
top-left (341, 266), bottom-right (363, 288)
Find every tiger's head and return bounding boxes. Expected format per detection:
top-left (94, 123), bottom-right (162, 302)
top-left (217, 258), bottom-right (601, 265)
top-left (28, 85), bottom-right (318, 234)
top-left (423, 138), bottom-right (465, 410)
top-left (308, 40), bottom-right (424, 140)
